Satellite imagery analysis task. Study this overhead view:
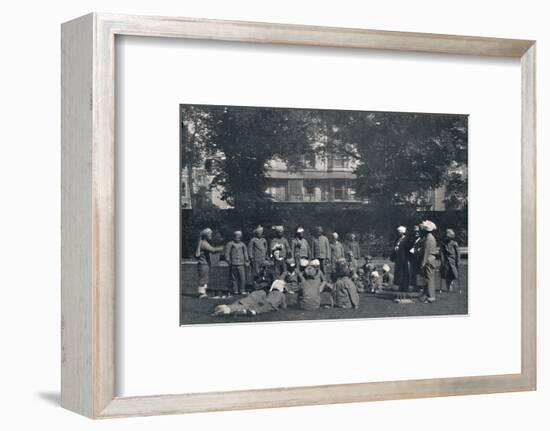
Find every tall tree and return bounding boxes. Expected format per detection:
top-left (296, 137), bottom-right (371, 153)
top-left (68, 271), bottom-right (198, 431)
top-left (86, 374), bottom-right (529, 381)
top-left (181, 105), bottom-right (468, 219)
top-left (327, 111), bottom-right (468, 211)
top-left (181, 105), bottom-right (315, 211)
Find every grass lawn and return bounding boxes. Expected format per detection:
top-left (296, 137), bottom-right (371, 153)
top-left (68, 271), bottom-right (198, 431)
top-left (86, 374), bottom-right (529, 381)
top-left (180, 261), bottom-right (468, 325)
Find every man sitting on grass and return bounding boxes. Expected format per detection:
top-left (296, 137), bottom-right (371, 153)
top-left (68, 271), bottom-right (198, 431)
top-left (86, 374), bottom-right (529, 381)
top-left (298, 261), bottom-right (324, 311)
top-left (370, 265), bottom-right (395, 293)
top-left (381, 264), bottom-right (395, 289)
top-left (333, 261), bottom-right (360, 309)
top-left (281, 258), bottom-right (301, 307)
top-left (252, 260), bottom-right (275, 292)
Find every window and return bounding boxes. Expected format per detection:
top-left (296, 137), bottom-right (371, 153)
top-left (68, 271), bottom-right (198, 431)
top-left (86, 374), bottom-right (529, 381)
top-left (329, 155), bottom-right (349, 169)
top-left (304, 181), bottom-right (315, 195)
top-left (266, 182), bottom-right (287, 201)
top-left (347, 185), bottom-right (357, 201)
top-left (319, 182), bottom-right (329, 201)
top-left (288, 179), bottom-right (304, 201)
top-left (333, 180), bottom-right (345, 200)
top-left (303, 180), bottom-right (316, 202)
top-left (332, 180), bottom-right (357, 201)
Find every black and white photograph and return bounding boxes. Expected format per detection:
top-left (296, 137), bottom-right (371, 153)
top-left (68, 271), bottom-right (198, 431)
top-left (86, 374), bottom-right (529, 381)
top-left (179, 104), bottom-right (468, 325)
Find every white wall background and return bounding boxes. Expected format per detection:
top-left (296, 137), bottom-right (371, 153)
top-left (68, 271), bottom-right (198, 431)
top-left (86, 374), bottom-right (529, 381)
top-left (0, 0), bottom-right (547, 429)
top-left (118, 36), bottom-right (522, 396)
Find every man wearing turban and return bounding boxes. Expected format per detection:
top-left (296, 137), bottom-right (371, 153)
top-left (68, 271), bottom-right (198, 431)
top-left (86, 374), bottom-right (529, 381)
top-left (225, 230), bottom-right (250, 296)
top-left (392, 226), bottom-right (410, 292)
top-left (248, 225), bottom-right (268, 278)
top-left (195, 228), bottom-right (224, 299)
top-left (292, 227), bottom-right (311, 267)
top-left (418, 220), bottom-right (438, 303)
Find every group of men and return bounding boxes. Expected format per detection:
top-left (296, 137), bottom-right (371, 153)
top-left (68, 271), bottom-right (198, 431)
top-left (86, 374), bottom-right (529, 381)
top-left (207, 225), bottom-right (362, 297)
top-left (195, 220), bottom-right (461, 307)
top-left (390, 220), bottom-right (462, 302)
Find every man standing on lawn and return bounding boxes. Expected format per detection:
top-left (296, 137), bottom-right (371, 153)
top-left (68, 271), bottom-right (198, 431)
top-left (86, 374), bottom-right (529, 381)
top-left (417, 220), bottom-right (438, 303)
top-left (392, 226), bottom-right (410, 292)
top-left (195, 228), bottom-right (224, 299)
top-left (292, 227), bottom-right (311, 266)
top-left (330, 232), bottom-right (345, 268)
top-left (345, 232), bottom-right (361, 260)
top-left (311, 226), bottom-right (331, 274)
top-left (225, 230), bottom-right (250, 296)
top-left (269, 225), bottom-right (291, 259)
top-left (248, 225), bottom-right (268, 278)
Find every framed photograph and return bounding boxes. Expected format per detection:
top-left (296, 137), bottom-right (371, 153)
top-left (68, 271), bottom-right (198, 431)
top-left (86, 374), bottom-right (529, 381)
top-left (179, 104), bottom-right (469, 325)
top-left (61, 13), bottom-right (536, 418)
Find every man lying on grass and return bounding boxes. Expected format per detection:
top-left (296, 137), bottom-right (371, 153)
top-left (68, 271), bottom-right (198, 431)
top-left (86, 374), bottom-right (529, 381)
top-left (212, 279), bottom-right (287, 317)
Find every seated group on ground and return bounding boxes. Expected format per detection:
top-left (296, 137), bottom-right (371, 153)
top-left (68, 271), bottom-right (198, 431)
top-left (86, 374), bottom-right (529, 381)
top-left (194, 221), bottom-right (462, 318)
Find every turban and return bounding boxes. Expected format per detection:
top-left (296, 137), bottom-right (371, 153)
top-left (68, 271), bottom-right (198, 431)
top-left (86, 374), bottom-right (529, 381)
top-left (200, 228), bottom-right (212, 238)
top-left (304, 265), bottom-right (317, 277)
top-left (270, 279), bottom-right (286, 292)
top-left (371, 271), bottom-right (380, 278)
top-left (420, 220), bottom-right (436, 232)
top-left (299, 258), bottom-right (309, 267)
top-left (397, 226), bottom-right (407, 234)
top-left (254, 225), bottom-right (264, 234)
top-left (273, 225), bottom-right (284, 233)
top-left (310, 259), bottom-right (320, 268)
top-left (332, 232), bottom-right (339, 239)
top-left (382, 264), bottom-right (390, 272)
top-left (214, 304), bottom-right (231, 315)
top-left (296, 227), bottom-right (304, 233)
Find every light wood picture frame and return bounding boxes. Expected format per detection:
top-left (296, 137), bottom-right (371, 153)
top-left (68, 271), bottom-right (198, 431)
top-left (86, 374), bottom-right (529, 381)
top-left (61, 12), bottom-right (536, 419)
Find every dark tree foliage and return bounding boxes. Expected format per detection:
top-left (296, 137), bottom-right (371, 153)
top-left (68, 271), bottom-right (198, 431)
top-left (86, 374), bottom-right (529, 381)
top-left (324, 111), bottom-right (468, 210)
top-left (444, 172), bottom-right (468, 210)
top-left (181, 105), bottom-right (467, 234)
top-left (181, 105), bottom-right (314, 211)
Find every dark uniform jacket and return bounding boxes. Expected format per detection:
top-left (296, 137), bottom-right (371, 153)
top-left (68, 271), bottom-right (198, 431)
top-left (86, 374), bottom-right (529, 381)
top-left (281, 270), bottom-right (300, 292)
top-left (345, 240), bottom-right (361, 259)
top-left (269, 237), bottom-right (291, 258)
top-left (393, 235), bottom-right (410, 287)
top-left (330, 241), bottom-right (345, 263)
top-left (312, 235), bottom-right (331, 259)
top-left (225, 241), bottom-right (250, 266)
top-left (292, 238), bottom-right (311, 260)
top-left (333, 276), bottom-right (360, 309)
top-left (248, 237), bottom-right (268, 264)
top-left (440, 240), bottom-right (460, 280)
top-left (253, 268), bottom-right (275, 291)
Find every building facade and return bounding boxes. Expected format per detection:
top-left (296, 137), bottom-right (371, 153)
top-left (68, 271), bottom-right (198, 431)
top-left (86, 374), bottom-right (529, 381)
top-left (265, 153), bottom-right (362, 204)
top-left (181, 156), bottom-right (465, 211)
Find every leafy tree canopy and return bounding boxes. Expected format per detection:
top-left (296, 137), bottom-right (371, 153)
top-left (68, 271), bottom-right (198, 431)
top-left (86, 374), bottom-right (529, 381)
top-left (322, 111), bottom-right (467, 208)
top-left (181, 105), bottom-right (467, 213)
top-left (181, 105), bottom-right (314, 209)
